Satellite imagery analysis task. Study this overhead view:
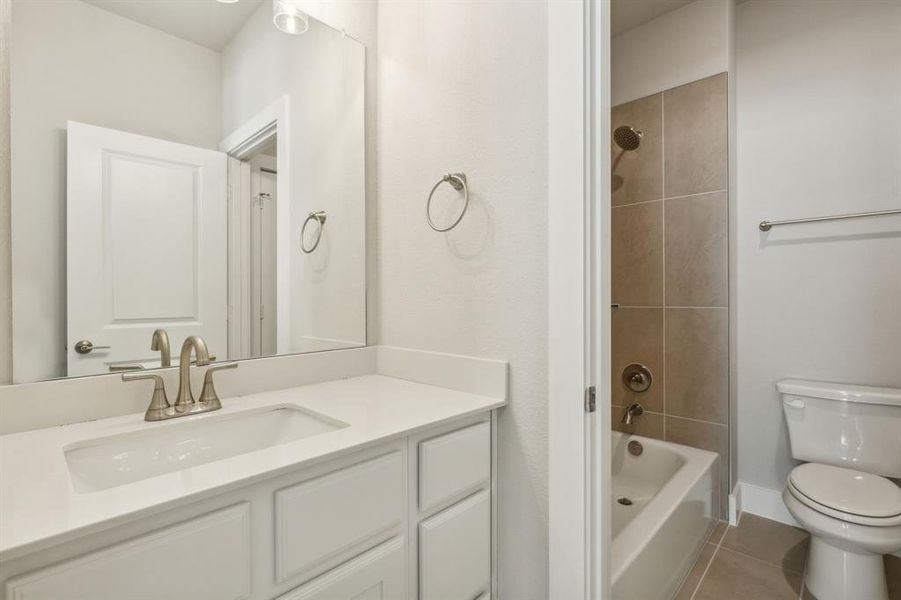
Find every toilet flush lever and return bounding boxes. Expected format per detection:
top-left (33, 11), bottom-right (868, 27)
top-left (784, 398), bottom-right (806, 409)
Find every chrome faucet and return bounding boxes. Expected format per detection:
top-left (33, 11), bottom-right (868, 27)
top-left (151, 329), bottom-right (171, 367)
top-left (621, 403), bottom-right (644, 425)
top-left (175, 336), bottom-right (210, 408)
top-left (122, 335), bottom-right (238, 421)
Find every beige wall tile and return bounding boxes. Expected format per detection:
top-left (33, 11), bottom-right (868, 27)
top-left (612, 94), bottom-right (662, 206)
top-left (694, 547), bottom-right (803, 600)
top-left (666, 416), bottom-right (729, 517)
top-left (612, 308), bottom-right (663, 411)
top-left (665, 308), bottom-right (728, 423)
top-left (663, 73), bottom-right (727, 198)
top-left (612, 404), bottom-right (664, 440)
top-left (664, 192), bottom-right (728, 307)
top-left (665, 416), bottom-right (728, 457)
top-left (612, 201), bottom-right (663, 306)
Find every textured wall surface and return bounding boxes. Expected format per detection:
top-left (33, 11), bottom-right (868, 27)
top-left (736, 0), bottom-right (901, 492)
top-left (0, 0), bottom-right (10, 383)
top-left (611, 73), bottom-right (730, 517)
top-left (377, 1), bottom-right (549, 597)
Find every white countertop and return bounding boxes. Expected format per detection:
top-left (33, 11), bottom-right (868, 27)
top-left (0, 375), bottom-right (505, 561)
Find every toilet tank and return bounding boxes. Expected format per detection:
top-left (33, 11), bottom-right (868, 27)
top-left (779, 379), bottom-right (901, 478)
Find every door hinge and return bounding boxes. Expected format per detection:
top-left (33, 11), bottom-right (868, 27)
top-left (585, 386), bottom-right (596, 413)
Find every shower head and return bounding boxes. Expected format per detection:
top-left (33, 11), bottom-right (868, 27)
top-left (613, 126), bottom-right (643, 151)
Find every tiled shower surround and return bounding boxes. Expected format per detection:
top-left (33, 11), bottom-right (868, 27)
top-left (611, 73), bottom-right (730, 516)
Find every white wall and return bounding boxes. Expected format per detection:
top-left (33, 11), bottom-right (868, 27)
top-left (611, 0), bottom-right (731, 105)
top-left (0, 0), bottom-right (10, 384)
top-left (377, 2), bottom-right (549, 597)
top-left (221, 3), bottom-right (367, 352)
top-left (10, 0), bottom-right (221, 382)
top-left (736, 0), bottom-right (901, 492)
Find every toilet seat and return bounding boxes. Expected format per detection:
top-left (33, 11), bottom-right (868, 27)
top-left (787, 463), bottom-right (901, 527)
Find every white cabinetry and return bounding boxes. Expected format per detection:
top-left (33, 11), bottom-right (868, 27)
top-left (1, 413), bottom-right (494, 600)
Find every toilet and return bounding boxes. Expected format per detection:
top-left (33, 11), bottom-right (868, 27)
top-left (779, 379), bottom-right (901, 600)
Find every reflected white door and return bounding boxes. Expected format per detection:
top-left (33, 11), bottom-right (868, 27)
top-left (66, 121), bottom-right (227, 376)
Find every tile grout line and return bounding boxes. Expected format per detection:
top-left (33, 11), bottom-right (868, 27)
top-left (689, 522), bottom-right (728, 600)
top-left (661, 91), bottom-right (667, 442)
top-left (613, 305), bottom-right (728, 310)
top-left (610, 188), bottom-right (728, 210)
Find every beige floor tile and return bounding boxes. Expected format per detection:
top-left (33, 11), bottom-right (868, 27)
top-left (708, 520), bottom-right (728, 545)
top-left (887, 554), bottom-right (901, 600)
top-left (722, 513), bottom-right (809, 575)
top-left (674, 543), bottom-right (718, 600)
top-left (694, 547), bottom-right (803, 600)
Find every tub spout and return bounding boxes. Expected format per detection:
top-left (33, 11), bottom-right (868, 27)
top-left (621, 403), bottom-right (644, 425)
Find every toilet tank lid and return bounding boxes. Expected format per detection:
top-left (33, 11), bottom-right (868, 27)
top-left (776, 379), bottom-right (901, 407)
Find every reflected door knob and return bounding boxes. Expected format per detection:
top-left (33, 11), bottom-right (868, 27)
top-left (74, 340), bottom-right (111, 354)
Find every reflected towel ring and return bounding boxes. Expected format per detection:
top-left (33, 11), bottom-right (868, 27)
top-left (301, 211), bottom-right (327, 253)
top-left (426, 173), bottom-right (469, 232)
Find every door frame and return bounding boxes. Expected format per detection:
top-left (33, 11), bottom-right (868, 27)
top-left (220, 96), bottom-right (291, 358)
top-left (548, 1), bottom-right (611, 599)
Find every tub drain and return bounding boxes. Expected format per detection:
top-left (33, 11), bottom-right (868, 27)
top-left (617, 497), bottom-right (633, 506)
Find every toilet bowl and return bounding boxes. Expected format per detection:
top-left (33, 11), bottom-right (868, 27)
top-left (782, 463), bottom-right (901, 600)
top-left (778, 379), bottom-right (901, 600)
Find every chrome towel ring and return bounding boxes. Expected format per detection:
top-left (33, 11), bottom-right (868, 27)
top-left (426, 172), bottom-right (469, 232)
top-left (301, 211), bottom-right (327, 253)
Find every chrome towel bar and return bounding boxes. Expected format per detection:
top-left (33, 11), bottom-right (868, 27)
top-left (759, 208), bottom-right (901, 231)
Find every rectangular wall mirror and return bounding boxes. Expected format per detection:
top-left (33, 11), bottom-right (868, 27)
top-left (9, 0), bottom-right (366, 383)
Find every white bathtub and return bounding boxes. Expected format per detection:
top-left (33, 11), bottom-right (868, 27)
top-left (611, 431), bottom-right (719, 600)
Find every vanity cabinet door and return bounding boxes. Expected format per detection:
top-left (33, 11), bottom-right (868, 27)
top-left (418, 421), bottom-right (490, 512)
top-left (274, 537), bottom-right (406, 600)
top-left (418, 490), bottom-right (490, 600)
top-left (5, 503), bottom-right (251, 600)
top-left (275, 451), bottom-right (405, 583)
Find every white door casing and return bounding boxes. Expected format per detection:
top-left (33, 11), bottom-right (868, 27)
top-left (66, 121), bottom-right (228, 376)
top-left (250, 155), bottom-right (277, 357)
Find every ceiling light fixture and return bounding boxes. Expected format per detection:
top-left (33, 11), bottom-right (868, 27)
top-left (272, 0), bottom-right (309, 35)
top-left (216, 0), bottom-right (240, 4)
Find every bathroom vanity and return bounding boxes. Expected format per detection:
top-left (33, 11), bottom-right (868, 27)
top-left (0, 375), bottom-right (503, 600)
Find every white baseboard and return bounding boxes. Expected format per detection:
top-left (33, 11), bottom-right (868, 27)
top-left (736, 481), bottom-right (799, 528)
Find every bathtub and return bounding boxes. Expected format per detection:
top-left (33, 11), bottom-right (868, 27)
top-left (611, 431), bottom-right (719, 600)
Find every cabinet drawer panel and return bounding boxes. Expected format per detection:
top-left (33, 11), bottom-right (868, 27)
top-left (6, 503), bottom-right (251, 600)
top-left (275, 451), bottom-right (404, 583)
top-left (275, 537), bottom-right (406, 600)
top-left (419, 490), bottom-right (490, 600)
top-left (418, 421), bottom-right (490, 512)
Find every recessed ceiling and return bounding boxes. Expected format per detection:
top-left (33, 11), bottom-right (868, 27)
top-left (611, 0), bottom-right (695, 36)
top-left (82, 0), bottom-right (264, 51)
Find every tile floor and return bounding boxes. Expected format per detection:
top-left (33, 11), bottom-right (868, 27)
top-left (675, 513), bottom-right (901, 600)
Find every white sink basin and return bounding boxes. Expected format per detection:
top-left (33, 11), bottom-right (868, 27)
top-left (64, 405), bottom-right (347, 492)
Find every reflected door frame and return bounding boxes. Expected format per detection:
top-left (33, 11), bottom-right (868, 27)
top-left (221, 96), bottom-right (290, 360)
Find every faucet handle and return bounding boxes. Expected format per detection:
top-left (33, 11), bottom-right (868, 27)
top-left (198, 362), bottom-right (238, 408)
top-left (121, 372), bottom-right (171, 421)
